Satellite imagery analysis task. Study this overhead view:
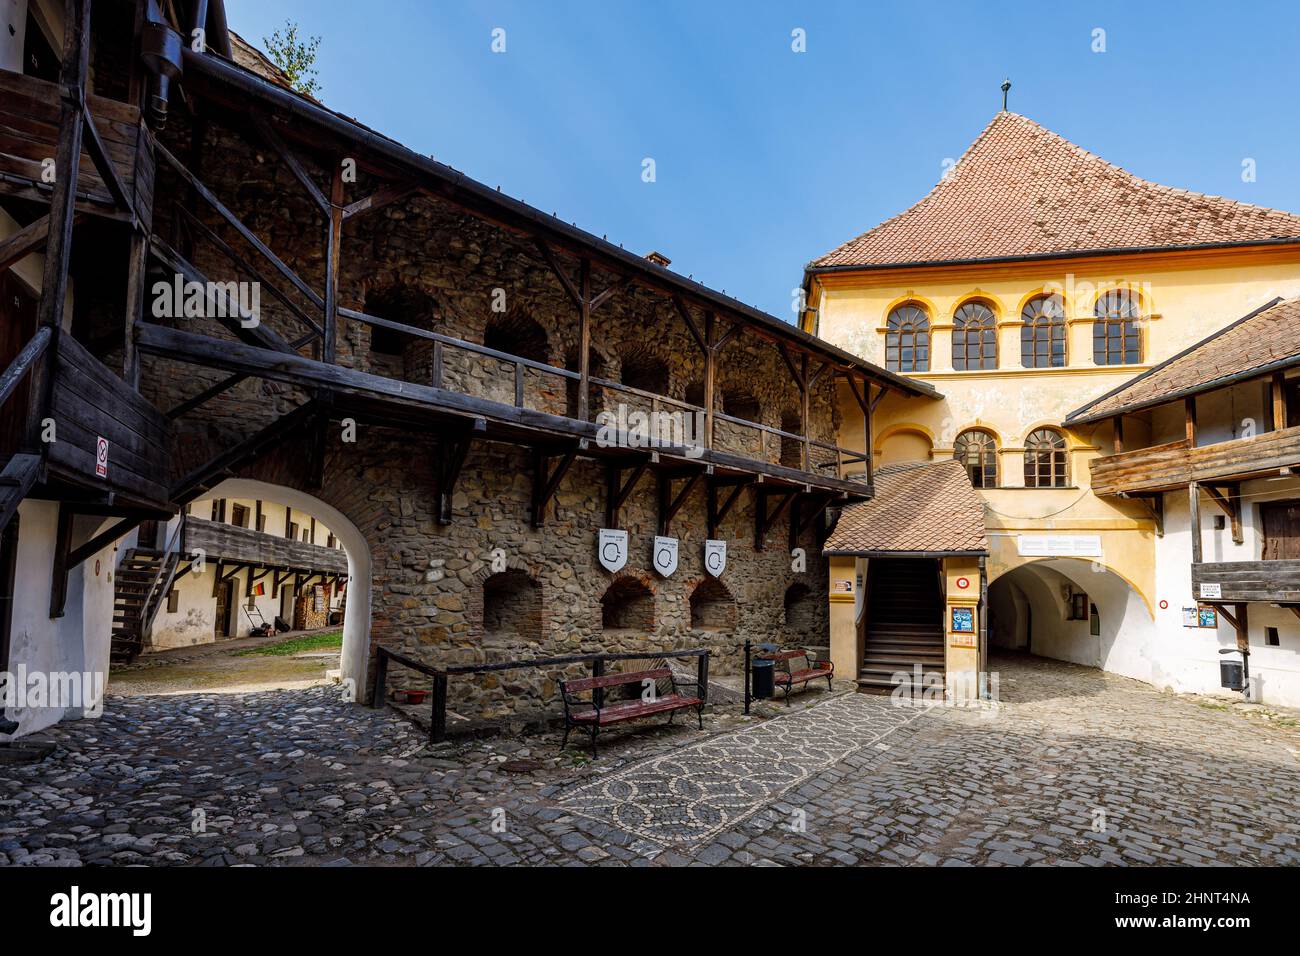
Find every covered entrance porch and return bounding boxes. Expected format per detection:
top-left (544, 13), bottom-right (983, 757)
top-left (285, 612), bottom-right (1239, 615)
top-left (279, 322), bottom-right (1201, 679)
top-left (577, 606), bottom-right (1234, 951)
top-left (823, 460), bottom-right (990, 699)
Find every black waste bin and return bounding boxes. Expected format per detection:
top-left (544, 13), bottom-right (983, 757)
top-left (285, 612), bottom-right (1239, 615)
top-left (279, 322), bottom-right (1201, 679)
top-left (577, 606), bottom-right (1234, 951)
top-left (751, 657), bottom-right (775, 699)
top-left (1220, 660), bottom-right (1244, 691)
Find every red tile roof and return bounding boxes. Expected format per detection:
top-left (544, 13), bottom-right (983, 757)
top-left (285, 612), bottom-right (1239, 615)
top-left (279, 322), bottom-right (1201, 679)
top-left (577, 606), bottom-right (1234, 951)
top-left (824, 460), bottom-right (988, 556)
top-left (1066, 296), bottom-right (1300, 425)
top-left (812, 112), bottom-right (1300, 270)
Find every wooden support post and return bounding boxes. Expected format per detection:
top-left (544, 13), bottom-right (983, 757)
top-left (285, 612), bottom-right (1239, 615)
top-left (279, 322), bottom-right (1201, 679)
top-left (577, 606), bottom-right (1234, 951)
top-left (703, 311), bottom-right (716, 450)
top-left (1272, 372), bottom-right (1287, 432)
top-left (323, 160), bottom-right (345, 364)
top-left (1184, 397), bottom-right (1197, 445)
top-left (531, 446), bottom-right (578, 528)
top-left (435, 432), bottom-right (473, 525)
top-left (605, 458), bottom-right (648, 529)
top-left (1113, 416), bottom-right (1124, 453)
top-left (657, 470), bottom-right (703, 537)
top-left (122, 228), bottom-right (149, 389)
top-left (1204, 484), bottom-right (1243, 545)
top-left (577, 258), bottom-right (592, 422)
top-left (49, 504), bottom-right (74, 619)
top-left (1234, 603), bottom-right (1249, 654)
top-left (801, 354), bottom-right (811, 471)
top-left (863, 378), bottom-right (874, 485)
top-left (1189, 481), bottom-right (1202, 565)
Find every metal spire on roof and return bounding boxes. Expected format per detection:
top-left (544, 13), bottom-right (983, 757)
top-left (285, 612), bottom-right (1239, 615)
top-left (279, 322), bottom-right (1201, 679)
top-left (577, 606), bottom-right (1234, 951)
top-left (1001, 77), bottom-right (1011, 111)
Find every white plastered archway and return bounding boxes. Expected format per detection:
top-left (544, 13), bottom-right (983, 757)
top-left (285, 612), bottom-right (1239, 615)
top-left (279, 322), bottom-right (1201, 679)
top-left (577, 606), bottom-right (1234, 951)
top-left (202, 478), bottom-right (372, 696)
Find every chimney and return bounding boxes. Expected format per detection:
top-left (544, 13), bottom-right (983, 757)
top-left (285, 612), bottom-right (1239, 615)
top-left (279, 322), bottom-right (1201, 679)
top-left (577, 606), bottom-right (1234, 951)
top-left (645, 251), bottom-right (671, 268)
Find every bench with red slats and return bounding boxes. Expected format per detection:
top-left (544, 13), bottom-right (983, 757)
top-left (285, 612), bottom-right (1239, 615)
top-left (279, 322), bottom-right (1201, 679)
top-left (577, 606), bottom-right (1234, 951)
top-left (560, 667), bottom-right (703, 757)
top-left (768, 649), bottom-right (835, 703)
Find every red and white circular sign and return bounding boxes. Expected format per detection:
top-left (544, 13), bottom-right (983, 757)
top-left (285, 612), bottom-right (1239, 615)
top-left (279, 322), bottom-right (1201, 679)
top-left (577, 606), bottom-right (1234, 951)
top-left (1159, 600), bottom-right (1169, 610)
top-left (956, 577), bottom-right (970, 590)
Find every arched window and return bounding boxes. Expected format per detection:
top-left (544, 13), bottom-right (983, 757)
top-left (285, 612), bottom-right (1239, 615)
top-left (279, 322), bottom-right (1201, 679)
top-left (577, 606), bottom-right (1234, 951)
top-left (482, 570), bottom-right (543, 641)
top-left (364, 284), bottom-right (437, 384)
top-left (1093, 290), bottom-right (1142, 365)
top-left (1020, 294), bottom-right (1066, 368)
top-left (885, 304), bottom-right (930, 373)
top-left (600, 577), bottom-right (655, 632)
top-left (689, 579), bottom-right (737, 632)
top-left (722, 387), bottom-right (762, 423)
top-left (620, 347), bottom-right (670, 396)
top-left (954, 429), bottom-right (998, 488)
top-left (1024, 428), bottom-right (1068, 488)
top-left (952, 301), bottom-right (997, 370)
top-left (484, 314), bottom-right (549, 364)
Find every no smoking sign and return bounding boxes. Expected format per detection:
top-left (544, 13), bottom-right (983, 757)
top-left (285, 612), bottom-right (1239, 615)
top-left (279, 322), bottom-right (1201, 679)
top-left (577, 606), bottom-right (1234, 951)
top-left (95, 436), bottom-right (109, 478)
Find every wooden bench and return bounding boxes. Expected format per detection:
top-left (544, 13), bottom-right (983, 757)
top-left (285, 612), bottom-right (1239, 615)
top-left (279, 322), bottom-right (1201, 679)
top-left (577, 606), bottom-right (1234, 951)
top-left (560, 667), bottom-right (703, 757)
top-left (769, 650), bottom-right (834, 703)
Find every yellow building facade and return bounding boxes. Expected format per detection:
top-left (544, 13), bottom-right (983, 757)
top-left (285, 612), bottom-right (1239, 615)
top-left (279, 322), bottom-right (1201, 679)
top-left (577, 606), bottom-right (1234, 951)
top-left (807, 111), bottom-right (1300, 703)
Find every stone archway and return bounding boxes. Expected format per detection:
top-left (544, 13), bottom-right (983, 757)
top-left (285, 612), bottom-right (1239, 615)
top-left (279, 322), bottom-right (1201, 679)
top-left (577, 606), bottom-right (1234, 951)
top-left (205, 479), bottom-right (373, 696)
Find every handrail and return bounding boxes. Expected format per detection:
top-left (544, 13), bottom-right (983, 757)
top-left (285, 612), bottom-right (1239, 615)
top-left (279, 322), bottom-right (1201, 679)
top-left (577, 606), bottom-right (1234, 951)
top-left (371, 644), bottom-right (711, 743)
top-left (0, 326), bottom-right (52, 409)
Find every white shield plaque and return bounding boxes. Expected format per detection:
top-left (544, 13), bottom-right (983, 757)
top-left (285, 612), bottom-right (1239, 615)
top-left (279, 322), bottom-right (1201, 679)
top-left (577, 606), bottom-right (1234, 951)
top-left (704, 539), bottom-right (727, 577)
top-left (652, 536), bottom-right (679, 577)
top-left (598, 529), bottom-right (628, 573)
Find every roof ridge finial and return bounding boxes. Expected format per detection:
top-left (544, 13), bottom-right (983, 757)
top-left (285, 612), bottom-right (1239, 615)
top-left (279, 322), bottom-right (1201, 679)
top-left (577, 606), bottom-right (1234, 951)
top-left (1001, 77), bottom-right (1011, 112)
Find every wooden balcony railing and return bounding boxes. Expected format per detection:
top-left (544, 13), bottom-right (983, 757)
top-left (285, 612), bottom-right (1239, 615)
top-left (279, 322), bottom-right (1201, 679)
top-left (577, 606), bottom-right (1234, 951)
top-left (1091, 425), bottom-right (1300, 497)
top-left (1192, 560), bottom-right (1300, 604)
top-left (338, 307), bottom-right (869, 483)
top-left (184, 516), bottom-right (348, 575)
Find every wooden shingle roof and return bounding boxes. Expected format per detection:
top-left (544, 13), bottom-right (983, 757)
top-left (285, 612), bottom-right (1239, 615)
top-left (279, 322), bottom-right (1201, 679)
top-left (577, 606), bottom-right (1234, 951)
top-left (812, 112), bottom-right (1300, 270)
top-left (824, 460), bottom-right (988, 557)
top-left (1066, 296), bottom-right (1300, 425)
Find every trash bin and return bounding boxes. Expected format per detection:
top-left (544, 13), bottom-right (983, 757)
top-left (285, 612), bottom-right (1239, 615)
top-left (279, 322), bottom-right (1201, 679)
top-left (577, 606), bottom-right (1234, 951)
top-left (1220, 660), bottom-right (1244, 691)
top-left (751, 657), bottom-right (775, 699)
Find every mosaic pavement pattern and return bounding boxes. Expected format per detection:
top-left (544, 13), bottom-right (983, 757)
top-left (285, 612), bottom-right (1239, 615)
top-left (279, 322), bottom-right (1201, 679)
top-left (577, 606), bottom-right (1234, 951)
top-left (555, 693), bottom-right (930, 846)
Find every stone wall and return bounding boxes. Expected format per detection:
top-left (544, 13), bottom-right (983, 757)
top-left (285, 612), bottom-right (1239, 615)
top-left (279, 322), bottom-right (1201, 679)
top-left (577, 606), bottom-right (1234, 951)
top-left (138, 104), bottom-right (835, 718)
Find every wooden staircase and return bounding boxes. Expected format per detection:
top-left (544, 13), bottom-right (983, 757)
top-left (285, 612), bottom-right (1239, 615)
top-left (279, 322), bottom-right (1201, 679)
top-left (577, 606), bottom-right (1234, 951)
top-left (858, 558), bottom-right (945, 693)
top-left (110, 548), bottom-right (177, 663)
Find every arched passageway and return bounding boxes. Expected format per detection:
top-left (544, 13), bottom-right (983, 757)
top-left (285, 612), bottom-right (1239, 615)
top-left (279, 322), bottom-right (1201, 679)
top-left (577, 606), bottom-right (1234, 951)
top-left (196, 479), bottom-right (373, 694)
top-left (988, 558), bottom-right (1153, 675)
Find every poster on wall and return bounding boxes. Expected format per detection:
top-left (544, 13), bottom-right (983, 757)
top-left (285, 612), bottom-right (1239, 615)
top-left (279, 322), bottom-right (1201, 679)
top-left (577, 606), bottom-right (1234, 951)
top-left (704, 540), bottom-right (727, 577)
top-left (652, 536), bottom-right (679, 577)
top-left (597, 529), bottom-right (628, 572)
top-left (1181, 607), bottom-right (1199, 628)
top-left (1198, 606), bottom-right (1219, 629)
top-left (950, 606), bottom-right (975, 634)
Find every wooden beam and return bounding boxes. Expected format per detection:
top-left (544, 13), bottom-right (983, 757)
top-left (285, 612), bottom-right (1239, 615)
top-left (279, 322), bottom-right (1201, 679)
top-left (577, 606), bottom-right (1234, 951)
top-left (342, 181), bottom-right (421, 221)
top-left (657, 469), bottom-right (703, 537)
top-left (0, 327), bottom-right (53, 410)
top-left (673, 297), bottom-right (707, 354)
top-left (81, 109), bottom-right (134, 218)
top-left (1184, 396), bottom-right (1197, 445)
top-left (531, 445), bottom-right (578, 528)
top-left (703, 311), bottom-right (717, 450)
top-left (165, 372), bottom-right (249, 419)
top-left (155, 140), bottom-right (326, 310)
top-left (589, 275), bottom-right (635, 314)
top-left (1113, 416), bottom-right (1125, 453)
top-left (605, 457), bottom-right (649, 529)
top-left (1203, 484), bottom-right (1243, 545)
top-left (577, 257), bottom-right (591, 422)
top-left (533, 236), bottom-right (583, 310)
top-left (0, 215), bottom-right (51, 272)
top-left (1272, 372), bottom-right (1288, 432)
top-left (323, 158), bottom-right (345, 364)
top-left (754, 488), bottom-right (794, 551)
top-left (170, 401), bottom-right (321, 505)
top-left (434, 428), bottom-right (477, 525)
top-left (707, 478), bottom-right (748, 539)
top-left (254, 117), bottom-right (329, 214)
top-left (48, 504), bottom-right (74, 619)
top-left (1189, 481), bottom-right (1202, 565)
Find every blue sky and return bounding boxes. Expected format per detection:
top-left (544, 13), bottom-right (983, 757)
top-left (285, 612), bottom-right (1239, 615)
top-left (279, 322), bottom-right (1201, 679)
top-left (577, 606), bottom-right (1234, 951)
top-left (226, 0), bottom-right (1300, 320)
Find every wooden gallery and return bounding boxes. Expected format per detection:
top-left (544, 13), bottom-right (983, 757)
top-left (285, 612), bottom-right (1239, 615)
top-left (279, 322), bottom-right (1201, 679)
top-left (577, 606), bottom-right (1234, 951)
top-left (0, 0), bottom-right (935, 736)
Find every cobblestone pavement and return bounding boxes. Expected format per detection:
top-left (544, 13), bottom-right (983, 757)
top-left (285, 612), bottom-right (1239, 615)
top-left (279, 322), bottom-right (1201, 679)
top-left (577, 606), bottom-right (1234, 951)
top-left (2, 654), bottom-right (1299, 866)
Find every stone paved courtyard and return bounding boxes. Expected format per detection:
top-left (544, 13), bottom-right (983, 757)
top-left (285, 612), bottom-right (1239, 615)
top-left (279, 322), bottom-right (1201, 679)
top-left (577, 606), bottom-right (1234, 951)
top-left (2, 654), bottom-right (1299, 866)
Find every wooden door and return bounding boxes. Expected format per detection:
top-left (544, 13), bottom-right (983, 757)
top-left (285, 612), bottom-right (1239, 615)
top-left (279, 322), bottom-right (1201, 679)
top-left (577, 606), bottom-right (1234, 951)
top-left (214, 578), bottom-right (233, 638)
top-left (0, 271), bottom-right (38, 457)
top-left (1260, 501), bottom-right (1300, 561)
